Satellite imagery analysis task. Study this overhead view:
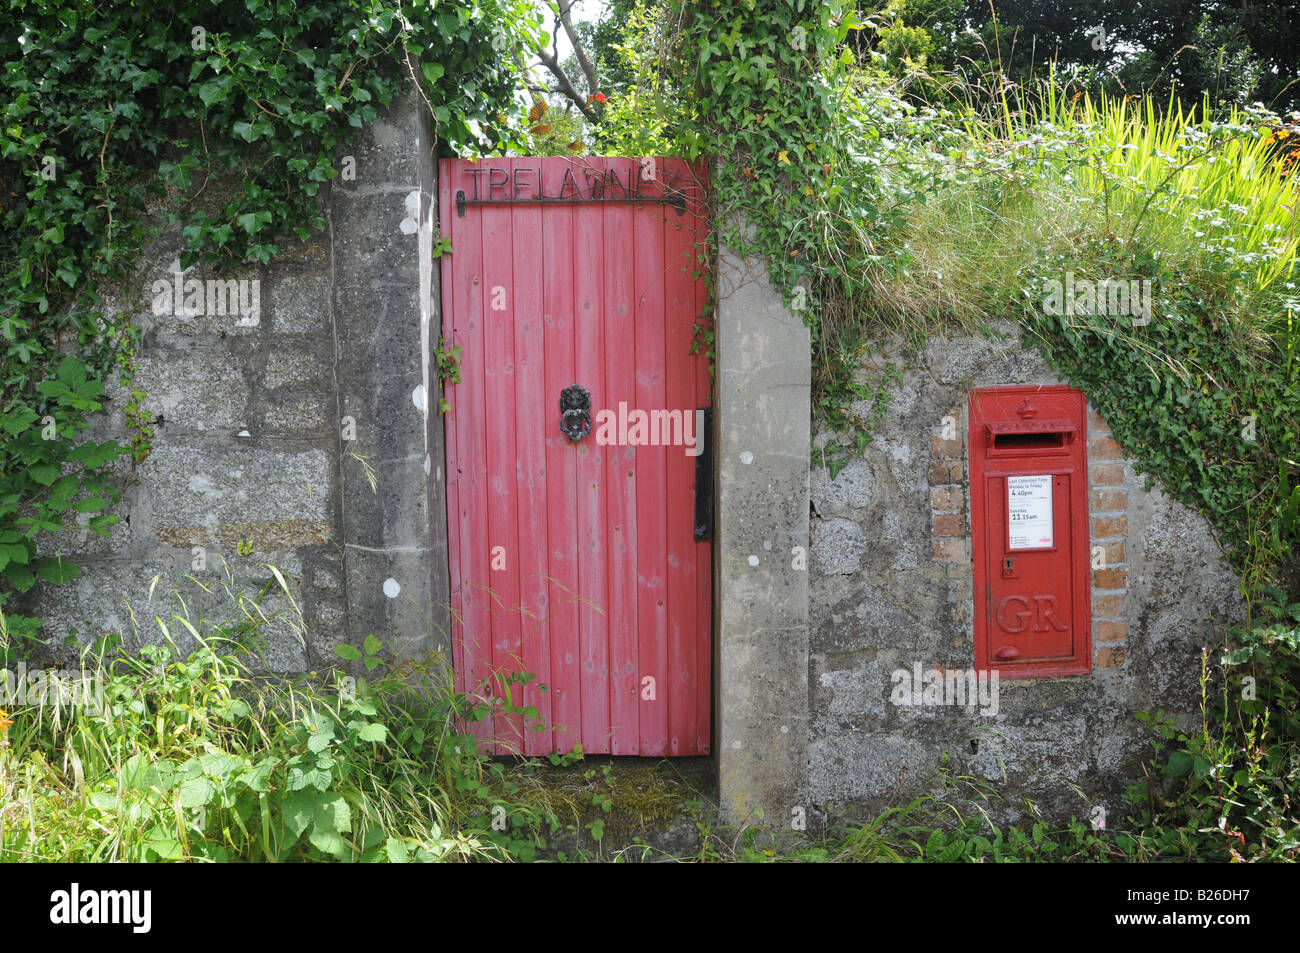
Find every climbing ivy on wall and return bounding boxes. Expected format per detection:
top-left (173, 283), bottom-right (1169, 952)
top-left (664, 0), bottom-right (956, 466)
top-left (0, 0), bottom-right (543, 641)
top-left (658, 0), bottom-right (1299, 599)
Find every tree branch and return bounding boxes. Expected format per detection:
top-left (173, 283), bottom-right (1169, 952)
top-left (557, 0), bottom-right (598, 94)
top-left (537, 46), bottom-right (600, 122)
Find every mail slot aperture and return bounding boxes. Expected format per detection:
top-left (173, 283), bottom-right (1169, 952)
top-left (970, 386), bottom-right (1091, 677)
top-left (985, 419), bottom-right (1076, 454)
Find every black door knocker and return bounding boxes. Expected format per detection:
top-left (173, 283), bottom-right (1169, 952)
top-left (560, 384), bottom-right (592, 442)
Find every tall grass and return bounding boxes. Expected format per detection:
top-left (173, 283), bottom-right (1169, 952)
top-left (866, 80), bottom-right (1299, 330)
top-left (0, 567), bottom-right (557, 862)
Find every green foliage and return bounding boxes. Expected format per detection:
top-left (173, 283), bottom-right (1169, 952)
top-left (660, 1), bottom-right (1298, 586)
top-left (1132, 614), bottom-right (1300, 861)
top-left (434, 336), bottom-right (464, 414)
top-left (668, 0), bottom-right (946, 448)
top-left (0, 355), bottom-right (123, 627)
top-left (686, 763), bottom-right (1130, 863)
top-left (587, 0), bottom-right (689, 156)
top-left (0, 569), bottom-right (567, 862)
top-left (0, 0), bottom-right (543, 638)
top-left (857, 0), bottom-right (1300, 116)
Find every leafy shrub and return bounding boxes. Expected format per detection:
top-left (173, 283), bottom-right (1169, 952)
top-left (0, 0), bottom-right (544, 640)
top-left (0, 566), bottom-right (559, 862)
top-left (1133, 607), bottom-right (1300, 861)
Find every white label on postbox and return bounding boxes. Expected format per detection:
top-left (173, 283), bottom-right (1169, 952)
top-left (1007, 475), bottom-right (1053, 549)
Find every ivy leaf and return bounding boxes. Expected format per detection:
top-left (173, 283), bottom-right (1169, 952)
top-left (197, 79), bottom-right (229, 108)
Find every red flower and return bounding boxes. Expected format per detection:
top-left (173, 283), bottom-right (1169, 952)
top-left (594, 93), bottom-right (606, 102)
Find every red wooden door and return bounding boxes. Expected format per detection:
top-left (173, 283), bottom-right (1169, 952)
top-left (438, 157), bottom-right (711, 756)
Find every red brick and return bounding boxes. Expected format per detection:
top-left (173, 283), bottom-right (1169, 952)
top-left (932, 512), bottom-right (966, 537)
top-left (1090, 463), bottom-right (1123, 487)
top-left (1091, 540), bottom-right (1124, 566)
top-left (1093, 593), bottom-right (1125, 618)
top-left (1096, 646), bottom-right (1127, 668)
top-left (1093, 567), bottom-right (1128, 590)
top-left (1097, 621), bottom-right (1128, 643)
top-left (1088, 407), bottom-right (1112, 433)
top-left (1091, 488), bottom-right (1127, 512)
top-left (1091, 515), bottom-right (1128, 538)
top-left (1089, 436), bottom-right (1123, 460)
top-left (929, 460), bottom-right (963, 485)
top-left (931, 436), bottom-right (963, 458)
top-left (930, 485), bottom-right (965, 512)
top-left (931, 538), bottom-right (966, 562)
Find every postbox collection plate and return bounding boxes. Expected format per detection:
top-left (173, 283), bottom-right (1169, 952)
top-left (969, 386), bottom-right (1092, 678)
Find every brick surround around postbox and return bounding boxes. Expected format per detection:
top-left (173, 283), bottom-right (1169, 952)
top-left (929, 397), bottom-right (1132, 674)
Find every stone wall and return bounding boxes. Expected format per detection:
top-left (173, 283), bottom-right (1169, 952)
top-left (11, 84), bottom-right (1245, 828)
top-left (22, 92), bottom-right (450, 672)
top-left (807, 321), bottom-right (1243, 824)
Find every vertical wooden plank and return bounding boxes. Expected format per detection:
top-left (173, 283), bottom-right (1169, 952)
top-left (480, 157), bottom-right (523, 753)
top-left (542, 159), bottom-right (582, 754)
top-left (574, 161), bottom-right (611, 753)
top-left (510, 161), bottom-right (552, 756)
top-left (447, 160), bottom-right (495, 750)
top-left (438, 159), bottom-right (465, 702)
top-left (633, 158), bottom-right (670, 756)
top-left (689, 160), bottom-right (713, 755)
top-left (603, 158), bottom-right (640, 754)
top-left (663, 156), bottom-right (700, 755)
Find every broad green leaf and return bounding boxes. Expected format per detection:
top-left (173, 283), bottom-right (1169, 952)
top-left (49, 475), bottom-right (79, 503)
top-left (28, 463), bottom-right (59, 486)
top-left (36, 558), bottom-right (81, 584)
top-left (179, 777), bottom-right (216, 808)
top-left (385, 837), bottom-right (409, 863)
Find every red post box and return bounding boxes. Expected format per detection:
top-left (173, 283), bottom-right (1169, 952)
top-left (969, 385), bottom-right (1091, 677)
